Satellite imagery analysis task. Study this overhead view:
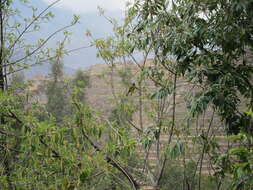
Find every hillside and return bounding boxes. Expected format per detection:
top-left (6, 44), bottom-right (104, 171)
top-left (27, 61), bottom-right (241, 188)
top-left (85, 62), bottom-right (227, 177)
top-left (24, 63), bottom-right (76, 78)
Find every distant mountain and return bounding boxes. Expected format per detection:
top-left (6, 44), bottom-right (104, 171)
top-left (16, 0), bottom-right (122, 69)
top-left (24, 63), bottom-right (76, 78)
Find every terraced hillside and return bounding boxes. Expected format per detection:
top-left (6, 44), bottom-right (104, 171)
top-left (85, 62), bottom-right (232, 188)
top-left (28, 60), bottom-right (245, 189)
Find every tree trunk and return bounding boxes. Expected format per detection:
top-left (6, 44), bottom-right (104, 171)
top-left (0, 0), bottom-right (5, 91)
top-left (0, 3), bottom-right (12, 189)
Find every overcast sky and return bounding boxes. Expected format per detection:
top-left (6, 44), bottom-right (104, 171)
top-left (17, 0), bottom-right (134, 71)
top-left (42, 0), bottom-right (133, 14)
top-left (43, 0), bottom-right (134, 69)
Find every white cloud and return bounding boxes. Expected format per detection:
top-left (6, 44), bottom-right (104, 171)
top-left (42, 0), bottom-right (134, 14)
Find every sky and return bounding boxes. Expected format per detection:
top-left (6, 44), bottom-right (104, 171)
top-left (42, 0), bottom-right (133, 14)
top-left (17, 0), bottom-right (134, 71)
top-left (41, 0), bottom-right (134, 70)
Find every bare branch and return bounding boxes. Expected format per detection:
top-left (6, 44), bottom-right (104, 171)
top-left (8, 0), bottom-right (61, 51)
top-left (80, 127), bottom-right (139, 189)
top-left (9, 23), bottom-right (75, 66)
top-left (4, 44), bottom-right (93, 76)
top-left (73, 101), bottom-right (139, 190)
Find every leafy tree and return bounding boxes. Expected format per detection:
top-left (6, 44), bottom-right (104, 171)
top-left (0, 1), bottom-right (79, 188)
top-left (46, 49), bottom-right (70, 123)
top-left (89, 0), bottom-right (253, 189)
top-left (126, 0), bottom-right (253, 189)
top-left (9, 72), bottom-right (26, 102)
top-left (129, 0), bottom-right (253, 134)
top-left (72, 69), bottom-right (90, 103)
top-left (0, 0), bottom-right (79, 91)
top-left (213, 109), bottom-right (253, 189)
top-left (91, 9), bottom-right (181, 189)
top-left (0, 1), bottom-right (140, 189)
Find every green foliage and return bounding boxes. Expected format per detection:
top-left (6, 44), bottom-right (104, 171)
top-left (158, 160), bottom-right (217, 190)
top-left (150, 87), bottom-right (171, 99)
top-left (71, 70), bottom-right (90, 103)
top-left (166, 141), bottom-right (185, 159)
top-left (129, 0), bottom-right (253, 135)
top-left (46, 56), bottom-right (70, 123)
top-left (0, 88), bottom-right (140, 189)
top-left (0, 0), bottom-right (79, 90)
top-left (126, 0), bottom-right (253, 188)
top-left (1, 0), bottom-right (253, 189)
top-left (0, 1), bottom-right (145, 190)
top-left (213, 110), bottom-right (253, 190)
top-left (46, 81), bottom-right (69, 122)
top-left (109, 99), bottom-right (135, 127)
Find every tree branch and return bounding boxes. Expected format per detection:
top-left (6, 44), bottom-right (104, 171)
top-left (72, 100), bottom-right (139, 189)
top-left (4, 44), bottom-right (93, 76)
top-left (8, 0), bottom-right (61, 51)
top-left (8, 23), bottom-right (75, 66)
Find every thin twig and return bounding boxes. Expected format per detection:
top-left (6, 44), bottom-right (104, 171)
top-left (9, 23), bottom-right (75, 66)
top-left (8, 0), bottom-right (61, 51)
top-left (4, 44), bottom-right (93, 76)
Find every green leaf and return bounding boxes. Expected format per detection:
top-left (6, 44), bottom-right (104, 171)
top-left (166, 141), bottom-right (185, 159)
top-left (80, 171), bottom-right (89, 183)
top-left (150, 88), bottom-right (171, 99)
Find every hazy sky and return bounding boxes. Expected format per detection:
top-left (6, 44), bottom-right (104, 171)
top-left (42, 0), bottom-right (133, 13)
top-left (18, 0), bottom-right (134, 70)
